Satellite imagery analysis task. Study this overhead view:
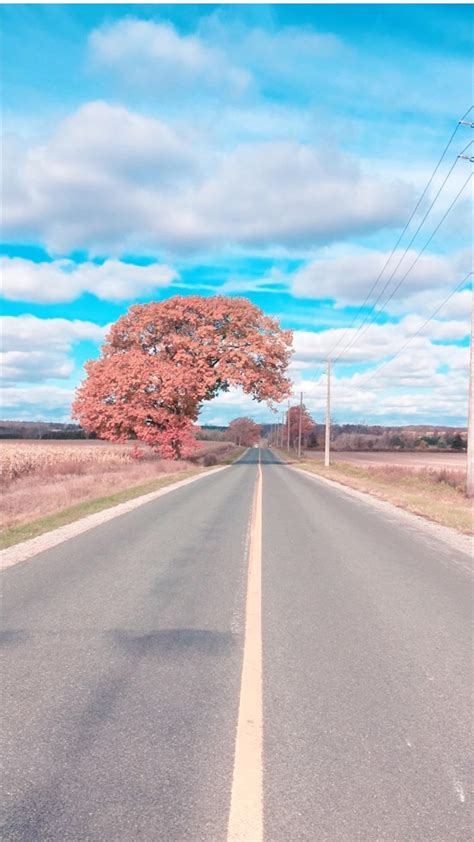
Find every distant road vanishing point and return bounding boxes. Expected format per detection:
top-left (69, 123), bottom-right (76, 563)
top-left (1, 448), bottom-right (472, 841)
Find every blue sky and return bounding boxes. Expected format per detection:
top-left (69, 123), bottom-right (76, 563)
top-left (1, 4), bottom-right (472, 427)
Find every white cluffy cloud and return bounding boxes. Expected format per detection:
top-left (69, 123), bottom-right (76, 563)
top-left (2, 315), bottom-right (107, 353)
top-left (286, 323), bottom-right (469, 424)
top-left (287, 370), bottom-right (469, 424)
top-left (291, 320), bottom-right (470, 366)
top-left (1, 315), bottom-right (108, 385)
top-left (288, 246), bottom-right (470, 309)
top-left (1, 385), bottom-right (77, 420)
top-left (1, 256), bottom-right (178, 303)
top-left (89, 18), bottom-right (250, 96)
top-left (3, 101), bottom-right (414, 255)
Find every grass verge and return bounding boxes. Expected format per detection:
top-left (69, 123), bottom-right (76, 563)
top-left (0, 468), bottom-right (203, 550)
top-left (273, 450), bottom-right (473, 535)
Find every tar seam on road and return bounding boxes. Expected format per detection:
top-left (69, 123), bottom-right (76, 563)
top-left (227, 450), bottom-right (263, 842)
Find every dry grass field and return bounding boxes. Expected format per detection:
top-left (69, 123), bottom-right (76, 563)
top-left (0, 439), bottom-right (235, 532)
top-left (303, 449), bottom-right (467, 471)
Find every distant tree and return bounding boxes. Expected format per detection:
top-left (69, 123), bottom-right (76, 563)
top-left (306, 427), bottom-right (320, 449)
top-left (450, 433), bottom-right (465, 451)
top-left (422, 435), bottom-right (440, 447)
top-left (390, 435), bottom-right (404, 449)
top-left (228, 417), bottom-right (261, 446)
top-left (73, 296), bottom-right (292, 459)
top-left (287, 404), bottom-right (315, 448)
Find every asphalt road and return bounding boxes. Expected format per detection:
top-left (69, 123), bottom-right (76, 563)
top-left (1, 448), bottom-right (472, 841)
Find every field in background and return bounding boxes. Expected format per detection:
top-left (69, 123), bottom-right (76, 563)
top-left (1, 439), bottom-right (238, 531)
top-left (302, 450), bottom-right (467, 471)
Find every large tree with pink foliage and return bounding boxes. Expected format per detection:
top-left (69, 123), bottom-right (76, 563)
top-left (73, 296), bottom-right (293, 458)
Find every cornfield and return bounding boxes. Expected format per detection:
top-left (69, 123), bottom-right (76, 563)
top-left (0, 439), bottom-right (236, 530)
top-left (0, 441), bottom-right (154, 485)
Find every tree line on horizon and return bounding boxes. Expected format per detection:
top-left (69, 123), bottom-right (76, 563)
top-left (196, 412), bottom-right (467, 453)
top-left (0, 418), bottom-right (467, 451)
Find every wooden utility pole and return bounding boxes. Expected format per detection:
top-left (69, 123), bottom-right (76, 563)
top-left (467, 286), bottom-right (474, 497)
top-left (297, 392), bottom-right (303, 459)
top-left (325, 359), bottom-right (331, 468)
top-left (287, 400), bottom-right (290, 451)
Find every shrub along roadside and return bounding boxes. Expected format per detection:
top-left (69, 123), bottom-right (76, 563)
top-left (190, 443), bottom-right (245, 466)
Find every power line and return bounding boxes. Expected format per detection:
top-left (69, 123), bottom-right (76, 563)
top-left (354, 271), bottom-right (473, 390)
top-left (325, 108), bottom-right (473, 364)
top-left (333, 170), bottom-right (473, 361)
top-left (309, 111), bottom-right (472, 385)
top-left (333, 146), bottom-right (472, 362)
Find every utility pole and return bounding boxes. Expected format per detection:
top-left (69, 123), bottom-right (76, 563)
top-left (467, 285), bottom-right (474, 497)
top-left (297, 391), bottom-right (303, 459)
top-left (325, 359), bottom-right (331, 468)
top-left (287, 400), bottom-right (290, 451)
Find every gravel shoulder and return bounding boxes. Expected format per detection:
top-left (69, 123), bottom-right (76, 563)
top-left (291, 463), bottom-right (473, 566)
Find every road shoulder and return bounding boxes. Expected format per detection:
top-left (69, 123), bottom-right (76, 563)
top-left (289, 463), bottom-right (473, 566)
top-left (0, 466), bottom-right (229, 571)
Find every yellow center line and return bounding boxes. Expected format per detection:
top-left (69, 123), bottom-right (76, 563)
top-left (227, 450), bottom-right (263, 842)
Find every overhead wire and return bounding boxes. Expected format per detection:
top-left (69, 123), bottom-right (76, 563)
top-left (356, 271), bottom-right (473, 390)
top-left (327, 106), bottom-right (474, 364)
top-left (308, 109), bottom-right (473, 391)
top-left (332, 170), bottom-right (473, 361)
top-left (332, 143), bottom-right (473, 362)
top-left (303, 109), bottom-right (473, 418)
